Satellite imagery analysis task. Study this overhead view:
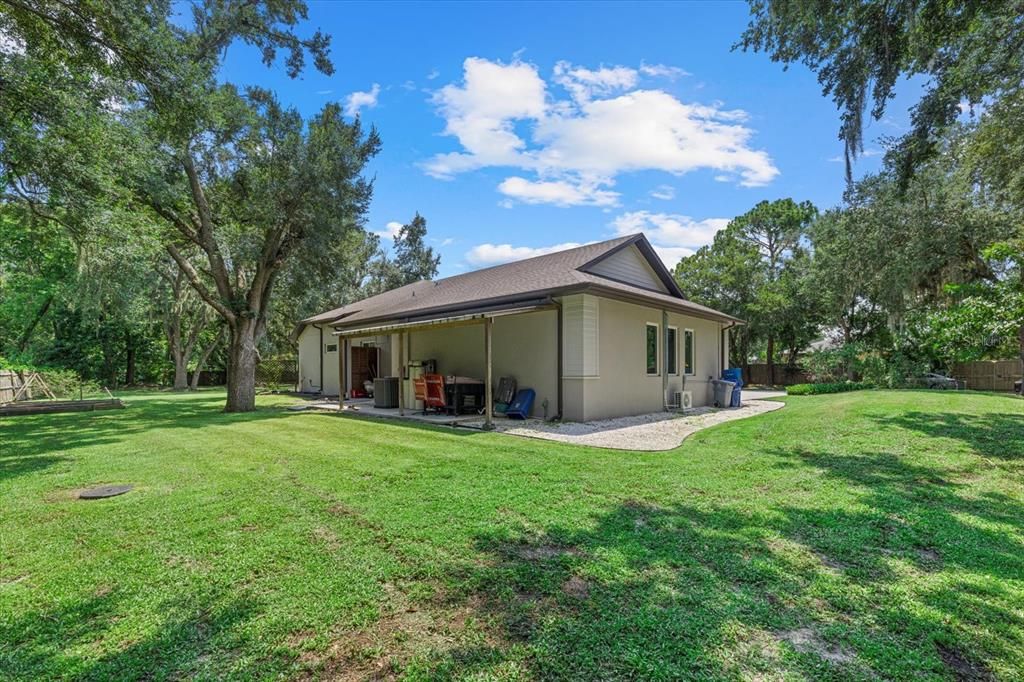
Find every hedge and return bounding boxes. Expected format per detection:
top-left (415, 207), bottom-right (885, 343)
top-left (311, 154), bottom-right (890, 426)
top-left (786, 381), bottom-right (873, 396)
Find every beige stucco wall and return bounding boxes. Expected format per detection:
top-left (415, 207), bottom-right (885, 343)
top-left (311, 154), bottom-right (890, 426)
top-left (402, 310), bottom-right (558, 419)
top-left (297, 325), bottom-right (328, 393)
top-left (298, 325), bottom-right (342, 395)
top-left (560, 295), bottom-right (725, 421)
top-left (299, 297), bottom-right (724, 421)
top-left (297, 327), bottom-right (389, 396)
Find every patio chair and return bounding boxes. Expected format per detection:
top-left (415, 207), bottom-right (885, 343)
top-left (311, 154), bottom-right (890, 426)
top-left (413, 376), bottom-right (428, 413)
top-left (494, 376), bottom-right (516, 414)
top-left (424, 374), bottom-right (447, 414)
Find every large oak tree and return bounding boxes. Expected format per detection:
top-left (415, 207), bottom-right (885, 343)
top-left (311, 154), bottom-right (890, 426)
top-left (1, 1), bottom-right (380, 410)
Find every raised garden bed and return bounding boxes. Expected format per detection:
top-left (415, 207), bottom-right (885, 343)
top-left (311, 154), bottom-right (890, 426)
top-left (0, 398), bottom-right (125, 417)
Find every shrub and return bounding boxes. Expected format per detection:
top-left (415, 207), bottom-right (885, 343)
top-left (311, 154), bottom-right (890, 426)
top-left (787, 381), bottom-right (873, 396)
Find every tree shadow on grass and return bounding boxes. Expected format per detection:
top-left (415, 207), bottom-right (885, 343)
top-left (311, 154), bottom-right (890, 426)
top-left (416, 443), bottom-right (1024, 679)
top-left (0, 589), bottom-right (295, 681)
top-left (0, 394), bottom-right (306, 478)
top-left (871, 410), bottom-right (1024, 463)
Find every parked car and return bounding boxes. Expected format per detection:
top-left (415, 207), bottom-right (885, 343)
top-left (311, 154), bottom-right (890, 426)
top-left (921, 372), bottom-right (960, 390)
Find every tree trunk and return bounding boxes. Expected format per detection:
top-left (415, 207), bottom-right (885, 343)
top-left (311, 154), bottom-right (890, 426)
top-left (843, 323), bottom-right (855, 381)
top-left (189, 328), bottom-right (221, 391)
top-left (125, 335), bottom-right (136, 386)
top-left (17, 294), bottom-right (53, 352)
top-left (172, 349), bottom-right (189, 390)
top-left (225, 319), bottom-right (258, 412)
top-left (766, 334), bottom-right (776, 386)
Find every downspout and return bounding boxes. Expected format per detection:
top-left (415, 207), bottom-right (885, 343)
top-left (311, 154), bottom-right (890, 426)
top-left (316, 324), bottom-right (324, 393)
top-left (662, 309), bottom-right (669, 411)
top-left (721, 321), bottom-right (737, 374)
top-left (553, 298), bottom-right (563, 421)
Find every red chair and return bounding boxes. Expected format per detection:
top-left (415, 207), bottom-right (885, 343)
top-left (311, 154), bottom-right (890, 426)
top-left (413, 376), bottom-right (428, 412)
top-left (424, 374), bottom-right (447, 414)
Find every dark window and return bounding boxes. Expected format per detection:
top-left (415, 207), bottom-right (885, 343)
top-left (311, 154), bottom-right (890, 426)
top-left (325, 343), bottom-right (338, 353)
top-left (645, 324), bottom-right (659, 375)
top-left (684, 329), bottom-right (694, 375)
top-left (667, 327), bottom-right (678, 375)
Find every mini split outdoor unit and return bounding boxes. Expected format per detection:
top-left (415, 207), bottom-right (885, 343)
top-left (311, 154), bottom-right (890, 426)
top-left (673, 390), bottom-right (693, 410)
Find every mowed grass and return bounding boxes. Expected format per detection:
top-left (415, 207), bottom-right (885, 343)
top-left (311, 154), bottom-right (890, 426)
top-left (1, 390), bottom-right (1023, 681)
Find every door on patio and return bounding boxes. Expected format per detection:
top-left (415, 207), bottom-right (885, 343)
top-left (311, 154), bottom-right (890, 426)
top-left (350, 346), bottom-right (379, 394)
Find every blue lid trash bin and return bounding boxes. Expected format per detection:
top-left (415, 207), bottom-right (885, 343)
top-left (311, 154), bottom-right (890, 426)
top-left (505, 388), bottom-right (536, 419)
top-left (710, 379), bottom-right (736, 408)
top-left (721, 368), bottom-right (743, 407)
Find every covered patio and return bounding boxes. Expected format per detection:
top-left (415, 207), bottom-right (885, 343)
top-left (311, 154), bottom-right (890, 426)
top-left (332, 301), bottom-right (561, 429)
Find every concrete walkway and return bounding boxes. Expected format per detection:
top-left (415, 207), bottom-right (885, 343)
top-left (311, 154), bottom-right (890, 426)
top-left (463, 399), bottom-right (785, 451)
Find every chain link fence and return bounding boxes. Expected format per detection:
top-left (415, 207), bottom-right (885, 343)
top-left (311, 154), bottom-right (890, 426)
top-left (255, 356), bottom-right (298, 392)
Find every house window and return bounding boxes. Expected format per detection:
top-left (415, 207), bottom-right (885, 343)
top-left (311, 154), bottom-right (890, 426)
top-left (645, 323), bottom-right (659, 375)
top-left (324, 343), bottom-right (338, 353)
top-left (667, 327), bottom-right (679, 375)
top-left (683, 329), bottom-right (694, 375)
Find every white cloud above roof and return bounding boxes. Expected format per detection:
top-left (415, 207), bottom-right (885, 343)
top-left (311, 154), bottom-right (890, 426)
top-left (650, 185), bottom-right (676, 200)
top-left (611, 210), bottom-right (730, 267)
top-left (374, 221), bottom-right (403, 240)
top-left (465, 241), bottom-right (586, 266)
top-left (498, 176), bottom-right (619, 207)
top-left (423, 57), bottom-right (778, 206)
top-left (344, 83), bottom-right (380, 117)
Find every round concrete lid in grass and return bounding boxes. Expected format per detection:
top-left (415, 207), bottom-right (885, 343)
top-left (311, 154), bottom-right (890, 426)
top-left (78, 485), bottom-right (133, 500)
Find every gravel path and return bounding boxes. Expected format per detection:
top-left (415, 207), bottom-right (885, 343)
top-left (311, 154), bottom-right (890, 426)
top-left (466, 399), bottom-right (785, 451)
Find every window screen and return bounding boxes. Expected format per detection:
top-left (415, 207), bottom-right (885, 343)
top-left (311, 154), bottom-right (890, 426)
top-left (646, 324), bottom-right (659, 375)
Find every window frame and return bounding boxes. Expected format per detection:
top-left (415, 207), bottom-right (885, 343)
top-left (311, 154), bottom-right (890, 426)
top-left (645, 322), bottom-right (660, 376)
top-left (324, 343), bottom-right (338, 354)
top-left (666, 326), bottom-right (680, 376)
top-left (683, 328), bottom-right (695, 376)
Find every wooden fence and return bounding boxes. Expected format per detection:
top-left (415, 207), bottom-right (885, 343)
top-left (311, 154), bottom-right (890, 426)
top-left (0, 370), bottom-right (26, 403)
top-left (950, 360), bottom-right (1023, 392)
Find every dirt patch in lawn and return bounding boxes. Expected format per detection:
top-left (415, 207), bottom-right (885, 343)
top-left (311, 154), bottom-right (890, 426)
top-left (561, 575), bottom-right (590, 599)
top-left (511, 542), bottom-right (583, 561)
top-left (296, 583), bottom-right (505, 681)
top-left (936, 643), bottom-right (994, 681)
top-left (775, 627), bottom-right (856, 665)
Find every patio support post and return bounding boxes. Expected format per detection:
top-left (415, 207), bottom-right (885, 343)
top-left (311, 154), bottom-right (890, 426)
top-left (484, 317), bottom-right (494, 430)
top-left (338, 335), bottom-right (346, 408)
top-left (398, 331), bottom-right (405, 416)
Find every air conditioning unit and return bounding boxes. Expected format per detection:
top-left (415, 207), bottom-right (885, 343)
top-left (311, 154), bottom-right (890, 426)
top-left (673, 390), bottom-right (693, 410)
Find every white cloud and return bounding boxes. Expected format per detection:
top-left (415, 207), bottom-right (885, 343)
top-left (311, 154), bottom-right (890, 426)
top-left (316, 89), bottom-right (333, 95)
top-left (639, 62), bottom-right (690, 79)
top-left (423, 57), bottom-right (778, 205)
top-left (375, 221), bottom-right (403, 240)
top-left (427, 68), bottom-right (440, 80)
top-left (553, 61), bottom-right (638, 103)
top-left (611, 210), bottom-right (729, 266)
top-left (498, 176), bottom-right (620, 207)
top-left (828, 148), bottom-right (882, 163)
top-left (423, 58), bottom-right (547, 178)
top-left (649, 184), bottom-right (675, 201)
top-left (344, 83), bottom-right (380, 117)
top-left (465, 241), bottom-right (586, 266)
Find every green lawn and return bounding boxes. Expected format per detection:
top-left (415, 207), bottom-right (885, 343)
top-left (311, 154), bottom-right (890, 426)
top-left (2, 390), bottom-right (1023, 680)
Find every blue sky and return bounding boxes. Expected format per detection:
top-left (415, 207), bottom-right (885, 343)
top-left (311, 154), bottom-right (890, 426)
top-left (220, 1), bottom-right (921, 277)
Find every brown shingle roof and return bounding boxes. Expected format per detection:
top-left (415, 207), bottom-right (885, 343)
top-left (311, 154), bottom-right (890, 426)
top-left (301, 233), bottom-right (740, 331)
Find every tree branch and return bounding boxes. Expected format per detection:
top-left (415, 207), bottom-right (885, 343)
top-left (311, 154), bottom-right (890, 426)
top-left (165, 243), bottom-right (235, 324)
